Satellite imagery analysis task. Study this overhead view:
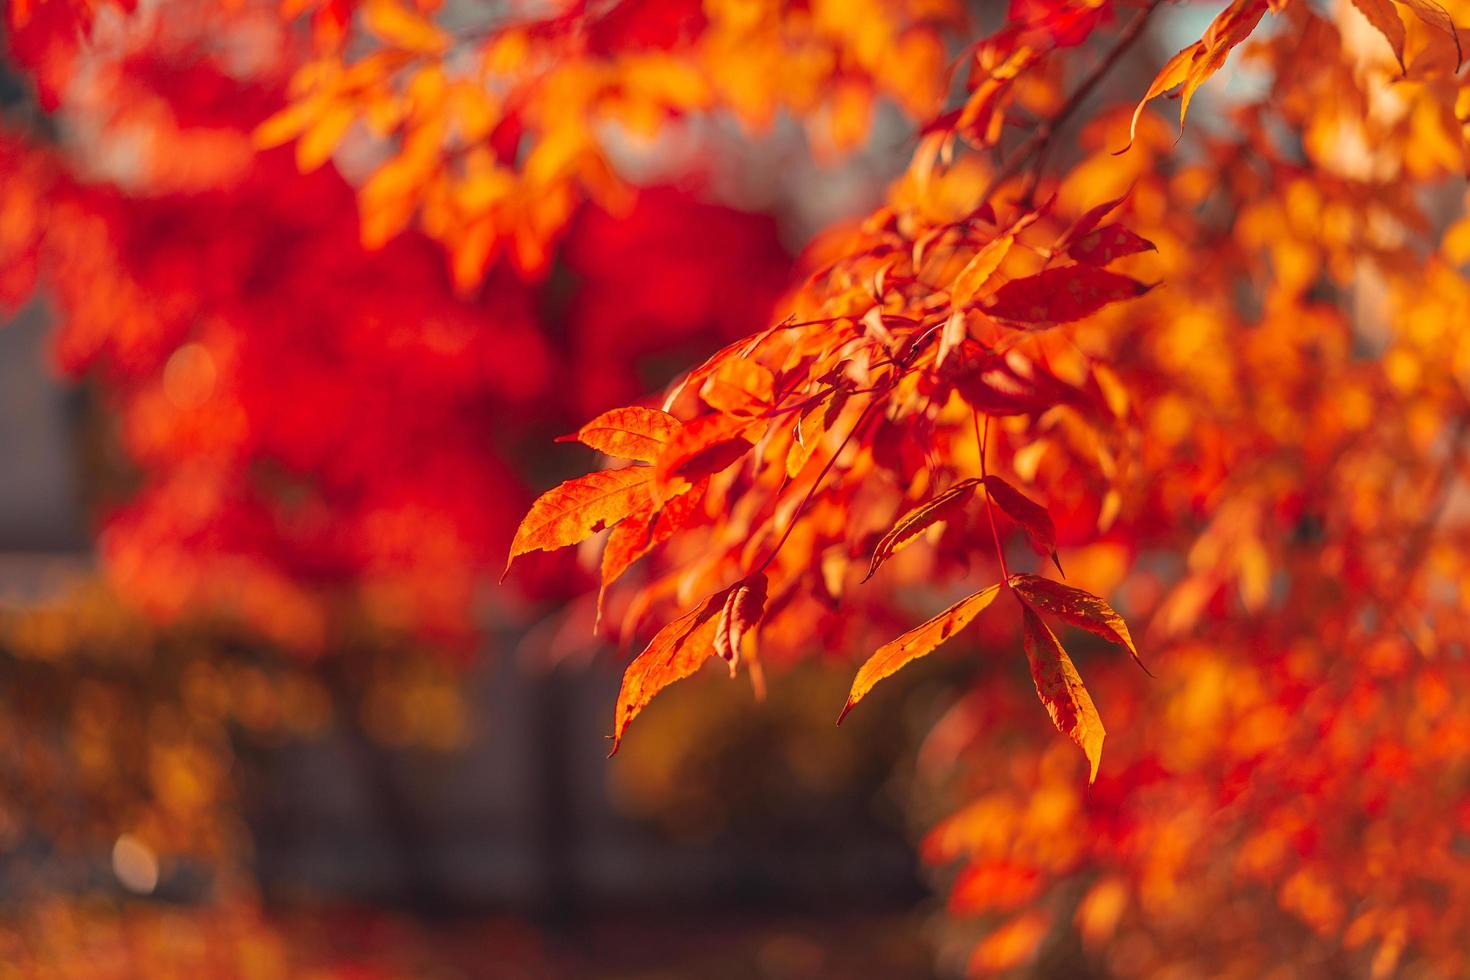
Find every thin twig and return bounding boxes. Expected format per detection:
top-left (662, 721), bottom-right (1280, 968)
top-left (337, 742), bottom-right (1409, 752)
top-left (979, 0), bottom-right (1167, 206)
top-left (973, 409), bottom-right (1011, 581)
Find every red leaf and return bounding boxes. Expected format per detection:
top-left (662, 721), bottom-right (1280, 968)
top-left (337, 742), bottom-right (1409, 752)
top-left (1055, 192), bottom-right (1130, 254)
top-left (982, 475), bottom-right (1062, 574)
top-left (985, 267), bottom-right (1153, 326)
top-left (1065, 223), bottom-right (1156, 267)
top-left (953, 352), bottom-right (1082, 417)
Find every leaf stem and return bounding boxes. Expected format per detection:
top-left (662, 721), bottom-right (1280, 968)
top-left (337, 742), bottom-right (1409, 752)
top-left (974, 409), bottom-right (1010, 581)
top-left (754, 396), bottom-right (884, 576)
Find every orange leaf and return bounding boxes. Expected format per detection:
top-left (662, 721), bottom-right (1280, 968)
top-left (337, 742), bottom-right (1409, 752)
top-left (982, 476), bottom-right (1062, 574)
top-left (1122, 0), bottom-right (1269, 149)
top-left (653, 414), bottom-right (756, 494)
top-left (700, 359), bottom-right (775, 416)
top-left (296, 101), bottom-right (355, 173)
top-left (1398, 0), bottom-right (1462, 68)
top-left (1178, 0), bottom-right (1271, 131)
top-left (864, 478), bottom-right (980, 582)
top-left (362, 0), bottom-right (449, 54)
top-left (840, 583), bottom-right (1001, 721)
top-left (597, 480), bottom-right (708, 627)
top-left (1123, 44), bottom-right (1195, 150)
top-left (1009, 573), bottom-right (1148, 674)
top-left (714, 573), bottom-right (767, 674)
top-left (786, 390), bottom-right (843, 477)
top-left (985, 267), bottom-right (1153, 326)
top-left (1021, 605), bottom-right (1105, 783)
top-left (950, 233), bottom-right (1014, 308)
top-left (505, 466), bottom-right (649, 576)
top-left (611, 593), bottom-right (724, 752)
top-left (1350, 0), bottom-right (1408, 71)
top-left (557, 405), bottom-right (682, 463)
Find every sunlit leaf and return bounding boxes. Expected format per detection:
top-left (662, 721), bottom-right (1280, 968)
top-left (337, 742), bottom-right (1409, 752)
top-left (505, 467), bottom-right (649, 576)
top-left (610, 592), bottom-right (724, 752)
top-left (714, 573), bottom-right (767, 674)
top-left (840, 583), bottom-right (1002, 721)
top-left (1350, 0), bottom-right (1408, 72)
top-left (865, 479), bottom-right (980, 582)
top-left (1021, 605), bottom-right (1105, 783)
top-left (558, 406), bottom-right (682, 463)
top-left (1398, 0), bottom-right (1462, 68)
top-left (1009, 573), bottom-right (1147, 674)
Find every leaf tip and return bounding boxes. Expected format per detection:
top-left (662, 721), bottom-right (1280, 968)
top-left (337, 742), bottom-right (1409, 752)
top-left (837, 698), bottom-right (857, 726)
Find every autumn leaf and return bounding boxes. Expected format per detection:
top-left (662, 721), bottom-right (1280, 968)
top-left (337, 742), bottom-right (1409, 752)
top-left (557, 406), bottom-right (682, 463)
top-left (936, 308), bottom-right (969, 368)
top-left (362, 0), bottom-right (450, 54)
top-left (786, 390), bottom-right (845, 477)
top-left (1350, 0), bottom-right (1408, 72)
top-left (1065, 224), bottom-right (1157, 266)
top-left (982, 475), bottom-right (1062, 574)
top-left (1054, 192), bottom-right (1129, 254)
top-left (950, 233), bottom-right (1015, 308)
top-left (840, 583), bottom-right (1002, 722)
top-left (862, 306), bottom-right (899, 351)
top-left (700, 359), bottom-right (776, 416)
top-left (653, 414), bottom-right (756, 494)
top-left (714, 573), bottom-right (767, 674)
top-left (1009, 573), bottom-right (1148, 674)
top-left (1398, 0), bottom-right (1463, 68)
top-left (984, 267), bottom-right (1153, 326)
top-left (505, 466), bottom-right (649, 577)
top-left (954, 353), bottom-right (1083, 417)
top-left (865, 479), bottom-right (981, 582)
top-left (1123, 0), bottom-right (1269, 148)
top-left (598, 480), bottom-right (708, 627)
top-left (610, 592), bottom-right (724, 753)
top-left (1020, 605), bottom-right (1105, 783)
